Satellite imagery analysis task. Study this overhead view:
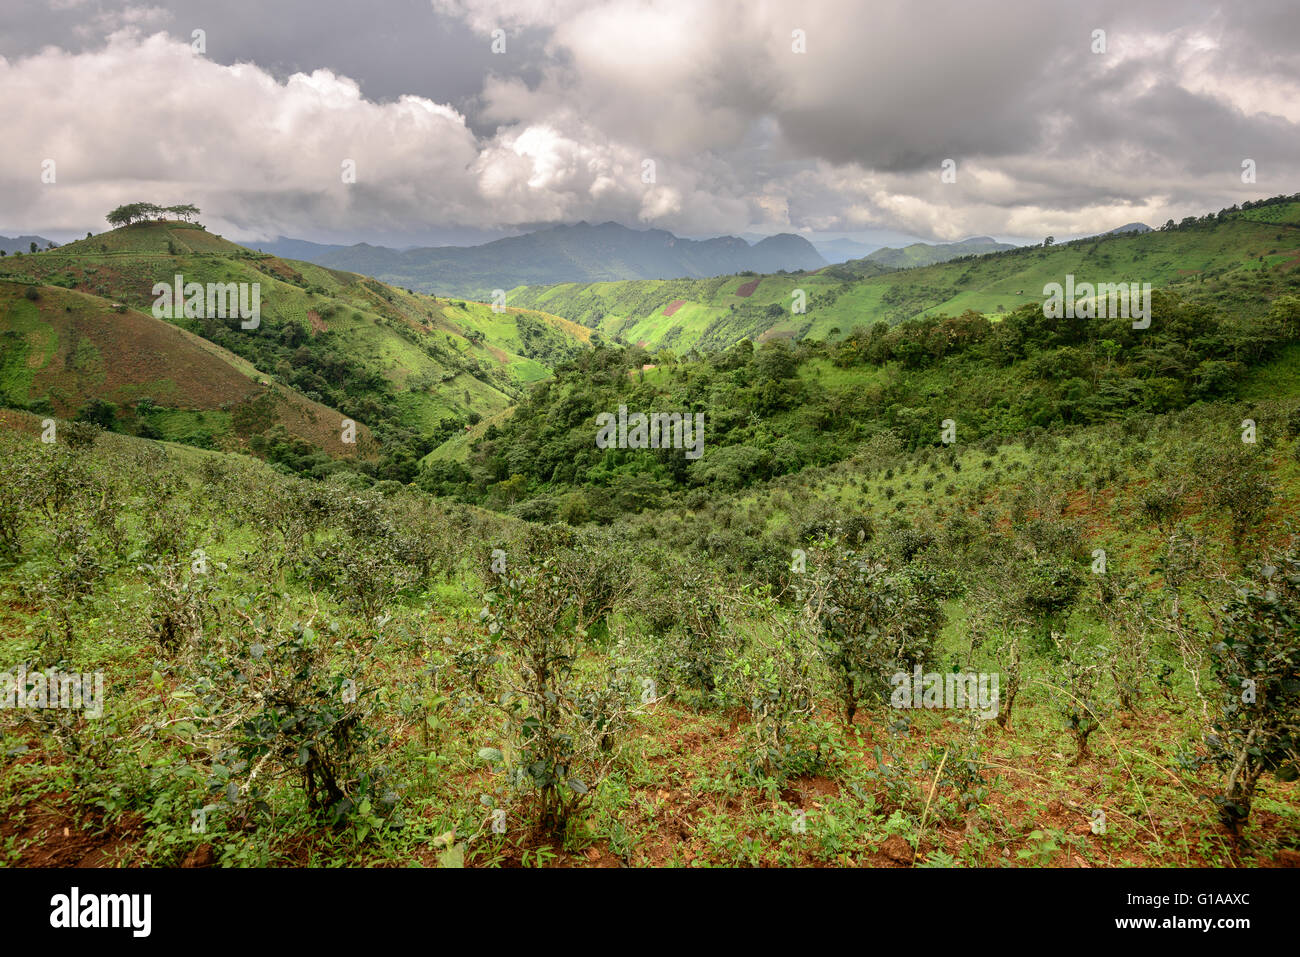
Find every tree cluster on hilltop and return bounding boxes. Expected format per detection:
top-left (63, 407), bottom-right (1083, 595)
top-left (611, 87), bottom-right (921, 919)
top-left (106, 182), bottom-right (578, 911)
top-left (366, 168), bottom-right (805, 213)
top-left (106, 202), bottom-right (201, 227)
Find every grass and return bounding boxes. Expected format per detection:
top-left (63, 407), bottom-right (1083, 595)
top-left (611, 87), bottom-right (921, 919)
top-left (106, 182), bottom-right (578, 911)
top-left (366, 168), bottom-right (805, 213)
top-left (0, 222), bottom-right (588, 444)
top-left (507, 203), bottom-right (1300, 354)
top-left (1, 406), bottom-right (1296, 868)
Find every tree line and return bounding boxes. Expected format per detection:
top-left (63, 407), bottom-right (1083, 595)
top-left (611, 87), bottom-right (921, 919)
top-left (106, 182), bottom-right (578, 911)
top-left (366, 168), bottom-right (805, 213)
top-left (106, 203), bottom-right (201, 227)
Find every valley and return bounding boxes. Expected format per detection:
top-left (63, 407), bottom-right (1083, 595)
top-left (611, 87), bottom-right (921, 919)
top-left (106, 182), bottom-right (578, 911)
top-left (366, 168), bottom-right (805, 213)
top-left (1, 195), bottom-right (1298, 872)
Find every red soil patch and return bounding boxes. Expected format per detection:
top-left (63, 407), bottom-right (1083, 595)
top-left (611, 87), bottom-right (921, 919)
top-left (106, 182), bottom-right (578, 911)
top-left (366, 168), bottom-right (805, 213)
top-left (735, 280), bottom-right (760, 298)
top-left (663, 299), bottom-right (686, 316)
top-left (306, 309), bottom-right (327, 335)
top-left (32, 300), bottom-right (261, 412)
top-left (4, 287), bottom-right (373, 458)
top-left (1, 795), bottom-right (145, 867)
top-left (263, 259), bottom-right (303, 283)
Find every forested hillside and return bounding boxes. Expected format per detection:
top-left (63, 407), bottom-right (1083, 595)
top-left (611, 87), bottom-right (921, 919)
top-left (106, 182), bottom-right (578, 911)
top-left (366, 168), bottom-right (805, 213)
top-left (422, 289), bottom-right (1300, 520)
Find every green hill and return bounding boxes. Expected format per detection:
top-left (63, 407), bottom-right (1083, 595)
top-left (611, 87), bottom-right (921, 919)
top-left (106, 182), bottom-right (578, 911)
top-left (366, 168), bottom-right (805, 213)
top-left (423, 284), bottom-right (1300, 519)
top-left (261, 221), bottom-right (827, 298)
top-left (0, 220), bottom-right (588, 479)
top-left (0, 279), bottom-right (378, 459)
top-left (856, 236), bottom-right (1018, 269)
top-left (506, 196), bottom-right (1300, 354)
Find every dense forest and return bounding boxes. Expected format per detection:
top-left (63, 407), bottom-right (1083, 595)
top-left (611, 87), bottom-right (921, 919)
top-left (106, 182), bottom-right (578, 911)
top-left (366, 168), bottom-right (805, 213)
top-left (421, 290), bottom-right (1299, 522)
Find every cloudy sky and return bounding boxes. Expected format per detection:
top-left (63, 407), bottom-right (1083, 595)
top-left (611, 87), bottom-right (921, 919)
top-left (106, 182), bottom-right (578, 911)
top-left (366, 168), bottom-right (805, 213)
top-left (2, 0), bottom-right (1297, 247)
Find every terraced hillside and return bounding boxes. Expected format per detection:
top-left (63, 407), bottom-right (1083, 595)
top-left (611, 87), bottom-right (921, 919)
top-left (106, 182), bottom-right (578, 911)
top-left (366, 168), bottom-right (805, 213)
top-left (506, 197), bottom-right (1300, 354)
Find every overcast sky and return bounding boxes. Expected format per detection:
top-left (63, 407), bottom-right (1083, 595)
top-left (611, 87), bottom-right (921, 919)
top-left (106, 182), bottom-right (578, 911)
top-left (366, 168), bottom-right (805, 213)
top-left (1, 0), bottom-right (1297, 247)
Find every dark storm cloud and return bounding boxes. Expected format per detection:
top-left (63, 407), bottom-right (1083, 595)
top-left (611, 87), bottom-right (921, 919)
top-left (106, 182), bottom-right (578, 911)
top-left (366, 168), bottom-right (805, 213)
top-left (0, 0), bottom-right (1296, 243)
top-left (2, 0), bottom-right (498, 103)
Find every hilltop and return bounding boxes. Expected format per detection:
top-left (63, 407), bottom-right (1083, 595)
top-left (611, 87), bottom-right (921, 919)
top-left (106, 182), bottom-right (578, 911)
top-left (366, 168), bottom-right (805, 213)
top-left (857, 236), bottom-right (1018, 269)
top-left (0, 219), bottom-right (588, 479)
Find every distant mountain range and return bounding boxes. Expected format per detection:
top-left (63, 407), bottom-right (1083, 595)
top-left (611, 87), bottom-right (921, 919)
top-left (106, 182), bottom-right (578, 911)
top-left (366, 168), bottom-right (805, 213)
top-left (257, 222), bottom-right (827, 298)
top-left (248, 221), bottom-right (1155, 296)
top-left (1104, 222), bottom-right (1153, 235)
top-left (0, 234), bottom-right (59, 254)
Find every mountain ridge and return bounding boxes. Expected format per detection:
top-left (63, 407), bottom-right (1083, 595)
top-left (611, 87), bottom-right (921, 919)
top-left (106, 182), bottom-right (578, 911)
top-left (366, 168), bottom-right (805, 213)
top-left (257, 221), bottom-right (827, 298)
top-left (505, 195), bottom-right (1300, 354)
top-left (0, 234), bottom-right (60, 255)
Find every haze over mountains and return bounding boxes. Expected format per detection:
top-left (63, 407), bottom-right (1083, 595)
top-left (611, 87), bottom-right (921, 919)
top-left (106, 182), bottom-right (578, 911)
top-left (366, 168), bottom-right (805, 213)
top-left (252, 219), bottom-right (1168, 300)
top-left (258, 222), bottom-right (828, 298)
top-left (810, 238), bottom-right (882, 263)
top-left (0, 234), bottom-right (59, 254)
top-left (6, 219), bottom-right (1151, 299)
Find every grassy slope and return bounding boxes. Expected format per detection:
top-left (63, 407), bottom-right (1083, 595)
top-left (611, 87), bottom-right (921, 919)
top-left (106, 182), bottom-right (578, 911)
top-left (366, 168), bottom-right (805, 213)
top-left (420, 405), bottom-right (516, 467)
top-left (722, 346), bottom-right (1300, 569)
top-left (3, 396), bottom-right (1297, 868)
top-left (0, 281), bottom-right (373, 457)
top-left (0, 222), bottom-right (588, 434)
top-left (507, 203), bottom-right (1300, 353)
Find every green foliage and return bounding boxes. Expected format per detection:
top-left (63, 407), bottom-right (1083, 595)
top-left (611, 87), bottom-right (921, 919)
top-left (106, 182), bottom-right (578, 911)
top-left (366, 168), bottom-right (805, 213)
top-left (1203, 540), bottom-right (1300, 833)
top-left (438, 286), bottom-right (1297, 519)
top-left (225, 619), bottom-right (392, 827)
top-left (802, 534), bottom-right (945, 724)
top-left (720, 607), bottom-right (821, 787)
top-left (478, 554), bottom-right (634, 837)
top-left (75, 398), bottom-right (117, 431)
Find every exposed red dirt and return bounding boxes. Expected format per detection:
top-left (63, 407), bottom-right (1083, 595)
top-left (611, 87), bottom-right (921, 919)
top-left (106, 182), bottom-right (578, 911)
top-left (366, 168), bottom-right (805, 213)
top-left (1, 796), bottom-right (145, 867)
